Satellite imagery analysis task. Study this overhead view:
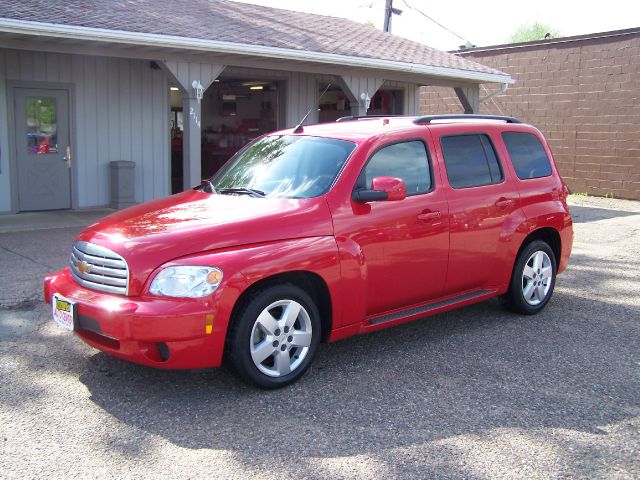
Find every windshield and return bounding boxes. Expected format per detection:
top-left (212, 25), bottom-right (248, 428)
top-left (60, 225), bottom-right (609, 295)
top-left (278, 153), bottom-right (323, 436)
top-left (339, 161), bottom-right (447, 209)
top-left (210, 135), bottom-right (356, 198)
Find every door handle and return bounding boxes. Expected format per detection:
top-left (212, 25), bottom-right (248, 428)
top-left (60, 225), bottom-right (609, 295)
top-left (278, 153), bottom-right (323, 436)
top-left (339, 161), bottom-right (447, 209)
top-left (62, 146), bottom-right (72, 169)
top-left (417, 211), bottom-right (441, 222)
top-left (495, 198), bottom-right (512, 209)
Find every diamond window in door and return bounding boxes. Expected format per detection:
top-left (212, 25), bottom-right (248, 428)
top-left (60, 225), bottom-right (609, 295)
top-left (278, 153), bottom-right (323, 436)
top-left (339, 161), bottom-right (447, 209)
top-left (26, 97), bottom-right (58, 154)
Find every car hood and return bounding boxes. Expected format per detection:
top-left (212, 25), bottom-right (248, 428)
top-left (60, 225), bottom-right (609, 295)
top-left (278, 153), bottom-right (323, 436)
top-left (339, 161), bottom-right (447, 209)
top-left (77, 190), bottom-right (334, 295)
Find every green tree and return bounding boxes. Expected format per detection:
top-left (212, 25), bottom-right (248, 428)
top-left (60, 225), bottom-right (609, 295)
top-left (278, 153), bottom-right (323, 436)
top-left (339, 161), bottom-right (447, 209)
top-left (507, 22), bottom-right (560, 43)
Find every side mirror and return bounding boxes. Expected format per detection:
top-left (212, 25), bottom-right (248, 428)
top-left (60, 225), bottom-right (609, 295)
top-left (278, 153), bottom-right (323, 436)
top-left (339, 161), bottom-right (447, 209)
top-left (352, 176), bottom-right (407, 203)
top-left (372, 176), bottom-right (407, 201)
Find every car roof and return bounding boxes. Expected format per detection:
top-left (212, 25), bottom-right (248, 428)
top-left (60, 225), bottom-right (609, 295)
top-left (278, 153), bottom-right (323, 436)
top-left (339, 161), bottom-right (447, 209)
top-left (275, 115), bottom-right (535, 143)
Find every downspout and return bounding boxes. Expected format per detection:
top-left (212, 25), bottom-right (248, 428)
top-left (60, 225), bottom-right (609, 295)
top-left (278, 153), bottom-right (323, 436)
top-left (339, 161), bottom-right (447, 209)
top-left (480, 83), bottom-right (508, 103)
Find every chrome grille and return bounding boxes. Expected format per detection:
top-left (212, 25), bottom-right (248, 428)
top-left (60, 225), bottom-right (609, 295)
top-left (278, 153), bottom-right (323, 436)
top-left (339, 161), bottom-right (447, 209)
top-left (70, 241), bottom-right (129, 295)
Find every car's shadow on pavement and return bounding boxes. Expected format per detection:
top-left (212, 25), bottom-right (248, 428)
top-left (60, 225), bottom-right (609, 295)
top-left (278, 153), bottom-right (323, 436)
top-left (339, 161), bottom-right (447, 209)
top-left (76, 251), bottom-right (639, 473)
top-left (568, 205), bottom-right (639, 223)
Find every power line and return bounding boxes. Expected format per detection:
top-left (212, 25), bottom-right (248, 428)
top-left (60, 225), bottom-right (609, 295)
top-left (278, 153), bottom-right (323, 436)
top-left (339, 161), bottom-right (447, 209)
top-left (400, 0), bottom-right (470, 44)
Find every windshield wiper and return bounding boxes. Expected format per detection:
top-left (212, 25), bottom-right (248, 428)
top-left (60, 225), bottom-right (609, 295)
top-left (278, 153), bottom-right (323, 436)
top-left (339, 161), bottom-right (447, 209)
top-left (217, 187), bottom-right (266, 198)
top-left (197, 180), bottom-right (217, 194)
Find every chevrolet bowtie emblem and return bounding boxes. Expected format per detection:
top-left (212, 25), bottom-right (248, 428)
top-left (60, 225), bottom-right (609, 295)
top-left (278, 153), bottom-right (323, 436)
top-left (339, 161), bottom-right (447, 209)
top-left (77, 260), bottom-right (91, 274)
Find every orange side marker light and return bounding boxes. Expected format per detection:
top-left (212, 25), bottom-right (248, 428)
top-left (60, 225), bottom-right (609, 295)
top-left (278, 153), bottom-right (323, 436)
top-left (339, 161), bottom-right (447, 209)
top-left (205, 314), bottom-right (214, 334)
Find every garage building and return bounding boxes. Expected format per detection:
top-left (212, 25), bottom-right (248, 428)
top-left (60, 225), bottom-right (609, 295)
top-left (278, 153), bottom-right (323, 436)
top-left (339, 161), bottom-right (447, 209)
top-left (0, 0), bottom-right (512, 213)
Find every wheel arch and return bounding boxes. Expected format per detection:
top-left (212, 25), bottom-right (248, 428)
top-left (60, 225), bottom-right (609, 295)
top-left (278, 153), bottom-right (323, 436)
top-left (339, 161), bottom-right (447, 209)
top-left (228, 270), bottom-right (333, 344)
top-left (504, 227), bottom-right (560, 314)
top-left (517, 227), bottom-right (562, 268)
top-left (505, 226), bottom-right (561, 291)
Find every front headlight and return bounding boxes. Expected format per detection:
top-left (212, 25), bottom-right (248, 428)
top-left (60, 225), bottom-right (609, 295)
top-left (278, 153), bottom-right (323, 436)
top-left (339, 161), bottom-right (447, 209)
top-left (149, 266), bottom-right (223, 298)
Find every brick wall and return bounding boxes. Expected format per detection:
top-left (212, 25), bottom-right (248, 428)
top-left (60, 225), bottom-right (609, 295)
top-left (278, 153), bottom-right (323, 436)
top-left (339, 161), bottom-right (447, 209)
top-left (420, 30), bottom-right (640, 200)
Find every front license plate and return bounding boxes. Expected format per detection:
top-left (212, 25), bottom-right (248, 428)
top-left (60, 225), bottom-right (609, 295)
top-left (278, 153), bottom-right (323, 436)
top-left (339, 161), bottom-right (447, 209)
top-left (52, 294), bottom-right (76, 331)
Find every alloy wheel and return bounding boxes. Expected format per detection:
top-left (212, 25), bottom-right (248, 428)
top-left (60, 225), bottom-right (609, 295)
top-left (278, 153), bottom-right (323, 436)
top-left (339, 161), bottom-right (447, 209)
top-left (521, 250), bottom-right (553, 306)
top-left (249, 299), bottom-right (313, 377)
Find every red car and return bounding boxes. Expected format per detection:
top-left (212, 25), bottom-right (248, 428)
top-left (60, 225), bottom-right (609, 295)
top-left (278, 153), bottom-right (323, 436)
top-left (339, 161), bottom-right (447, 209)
top-left (45, 115), bottom-right (573, 388)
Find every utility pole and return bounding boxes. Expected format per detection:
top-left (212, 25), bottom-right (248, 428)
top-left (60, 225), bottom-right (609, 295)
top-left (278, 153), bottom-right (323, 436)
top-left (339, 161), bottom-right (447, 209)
top-left (383, 0), bottom-right (402, 33)
top-left (383, 0), bottom-right (392, 32)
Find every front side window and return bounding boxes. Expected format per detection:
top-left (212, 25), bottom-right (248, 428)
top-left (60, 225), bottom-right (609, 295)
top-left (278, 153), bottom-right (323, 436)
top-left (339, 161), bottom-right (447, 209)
top-left (502, 132), bottom-right (552, 180)
top-left (211, 135), bottom-right (356, 198)
top-left (441, 134), bottom-right (503, 188)
top-left (356, 141), bottom-right (432, 195)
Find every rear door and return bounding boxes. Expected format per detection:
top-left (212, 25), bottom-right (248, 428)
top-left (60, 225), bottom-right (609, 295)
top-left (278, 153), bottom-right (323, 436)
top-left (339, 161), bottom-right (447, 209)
top-left (433, 127), bottom-right (520, 295)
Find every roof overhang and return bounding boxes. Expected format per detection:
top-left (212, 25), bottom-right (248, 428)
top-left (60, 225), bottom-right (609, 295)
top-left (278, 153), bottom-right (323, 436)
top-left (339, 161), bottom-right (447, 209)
top-left (0, 17), bottom-right (514, 85)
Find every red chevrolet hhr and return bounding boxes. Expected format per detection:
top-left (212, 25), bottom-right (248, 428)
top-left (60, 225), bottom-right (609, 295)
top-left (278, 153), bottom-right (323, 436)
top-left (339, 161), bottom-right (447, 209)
top-left (45, 115), bottom-right (573, 388)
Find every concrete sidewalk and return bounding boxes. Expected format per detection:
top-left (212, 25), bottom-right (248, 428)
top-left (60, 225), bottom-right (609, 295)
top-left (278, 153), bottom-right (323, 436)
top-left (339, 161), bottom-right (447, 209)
top-left (0, 208), bottom-right (114, 233)
top-left (0, 209), bottom-right (113, 308)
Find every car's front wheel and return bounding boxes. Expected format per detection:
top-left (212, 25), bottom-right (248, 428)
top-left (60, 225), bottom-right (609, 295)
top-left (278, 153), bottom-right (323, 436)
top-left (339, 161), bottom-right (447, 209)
top-left (227, 284), bottom-right (321, 389)
top-left (504, 240), bottom-right (557, 315)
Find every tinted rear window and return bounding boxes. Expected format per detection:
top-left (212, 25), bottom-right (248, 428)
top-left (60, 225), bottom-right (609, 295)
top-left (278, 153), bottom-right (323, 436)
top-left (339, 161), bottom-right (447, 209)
top-left (441, 134), bottom-right (503, 188)
top-left (502, 132), bottom-right (552, 179)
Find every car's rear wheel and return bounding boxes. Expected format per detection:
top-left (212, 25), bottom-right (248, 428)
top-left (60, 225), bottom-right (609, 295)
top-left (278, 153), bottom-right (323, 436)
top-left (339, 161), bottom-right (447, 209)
top-left (504, 240), bottom-right (557, 315)
top-left (227, 284), bottom-right (321, 389)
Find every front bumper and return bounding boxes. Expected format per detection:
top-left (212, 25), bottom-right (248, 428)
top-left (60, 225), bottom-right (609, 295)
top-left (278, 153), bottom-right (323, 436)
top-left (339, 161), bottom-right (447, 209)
top-left (44, 268), bottom-right (224, 369)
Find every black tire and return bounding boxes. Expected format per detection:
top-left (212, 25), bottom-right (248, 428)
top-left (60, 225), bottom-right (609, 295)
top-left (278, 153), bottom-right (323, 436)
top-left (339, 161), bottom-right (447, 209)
top-left (226, 284), bottom-right (321, 389)
top-left (504, 240), bottom-right (557, 315)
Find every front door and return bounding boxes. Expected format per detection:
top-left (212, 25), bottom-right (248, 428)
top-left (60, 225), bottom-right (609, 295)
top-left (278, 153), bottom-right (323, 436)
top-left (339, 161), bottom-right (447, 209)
top-left (332, 138), bottom-right (449, 319)
top-left (14, 87), bottom-right (72, 211)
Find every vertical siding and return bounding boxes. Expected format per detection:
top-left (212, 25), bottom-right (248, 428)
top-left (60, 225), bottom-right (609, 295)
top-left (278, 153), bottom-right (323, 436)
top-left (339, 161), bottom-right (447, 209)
top-left (339, 75), bottom-right (384, 103)
top-left (285, 71), bottom-right (318, 126)
top-left (405, 84), bottom-right (419, 115)
top-left (163, 61), bottom-right (225, 92)
top-left (95, 56), bottom-right (109, 206)
top-left (0, 50), bottom-right (10, 212)
top-left (0, 48), bottom-right (168, 211)
top-left (129, 60), bottom-right (144, 200)
top-left (83, 56), bottom-right (98, 206)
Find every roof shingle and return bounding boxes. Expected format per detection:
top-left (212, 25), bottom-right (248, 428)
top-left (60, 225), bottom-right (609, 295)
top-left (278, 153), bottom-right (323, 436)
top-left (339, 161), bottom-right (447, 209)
top-left (0, 0), bottom-right (506, 77)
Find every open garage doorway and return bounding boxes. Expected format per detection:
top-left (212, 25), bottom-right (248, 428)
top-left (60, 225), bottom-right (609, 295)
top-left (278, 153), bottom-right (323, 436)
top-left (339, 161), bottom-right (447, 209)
top-left (201, 77), bottom-right (281, 179)
top-left (169, 77), bottom-right (282, 193)
top-left (317, 82), bottom-right (405, 122)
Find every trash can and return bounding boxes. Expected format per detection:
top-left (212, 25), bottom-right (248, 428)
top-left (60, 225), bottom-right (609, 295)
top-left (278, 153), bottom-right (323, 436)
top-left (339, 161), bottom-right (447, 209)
top-left (110, 161), bottom-right (135, 209)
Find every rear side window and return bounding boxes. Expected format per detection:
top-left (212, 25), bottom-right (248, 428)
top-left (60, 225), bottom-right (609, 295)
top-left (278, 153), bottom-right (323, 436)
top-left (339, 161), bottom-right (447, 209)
top-left (502, 132), bottom-right (552, 179)
top-left (357, 140), bottom-right (432, 195)
top-left (441, 134), bottom-right (503, 188)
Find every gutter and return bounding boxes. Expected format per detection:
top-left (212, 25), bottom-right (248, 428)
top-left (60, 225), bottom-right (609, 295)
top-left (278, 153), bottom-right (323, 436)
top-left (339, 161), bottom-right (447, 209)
top-left (0, 17), bottom-right (514, 85)
top-left (452, 27), bottom-right (640, 55)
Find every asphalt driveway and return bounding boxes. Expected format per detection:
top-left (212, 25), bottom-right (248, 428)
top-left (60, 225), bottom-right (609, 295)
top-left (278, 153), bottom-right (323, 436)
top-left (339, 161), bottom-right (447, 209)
top-left (0, 197), bottom-right (638, 479)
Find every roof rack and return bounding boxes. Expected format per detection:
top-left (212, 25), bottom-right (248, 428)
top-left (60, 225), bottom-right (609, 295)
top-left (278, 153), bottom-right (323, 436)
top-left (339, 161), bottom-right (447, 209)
top-left (336, 115), bottom-right (404, 122)
top-left (413, 114), bottom-right (522, 124)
